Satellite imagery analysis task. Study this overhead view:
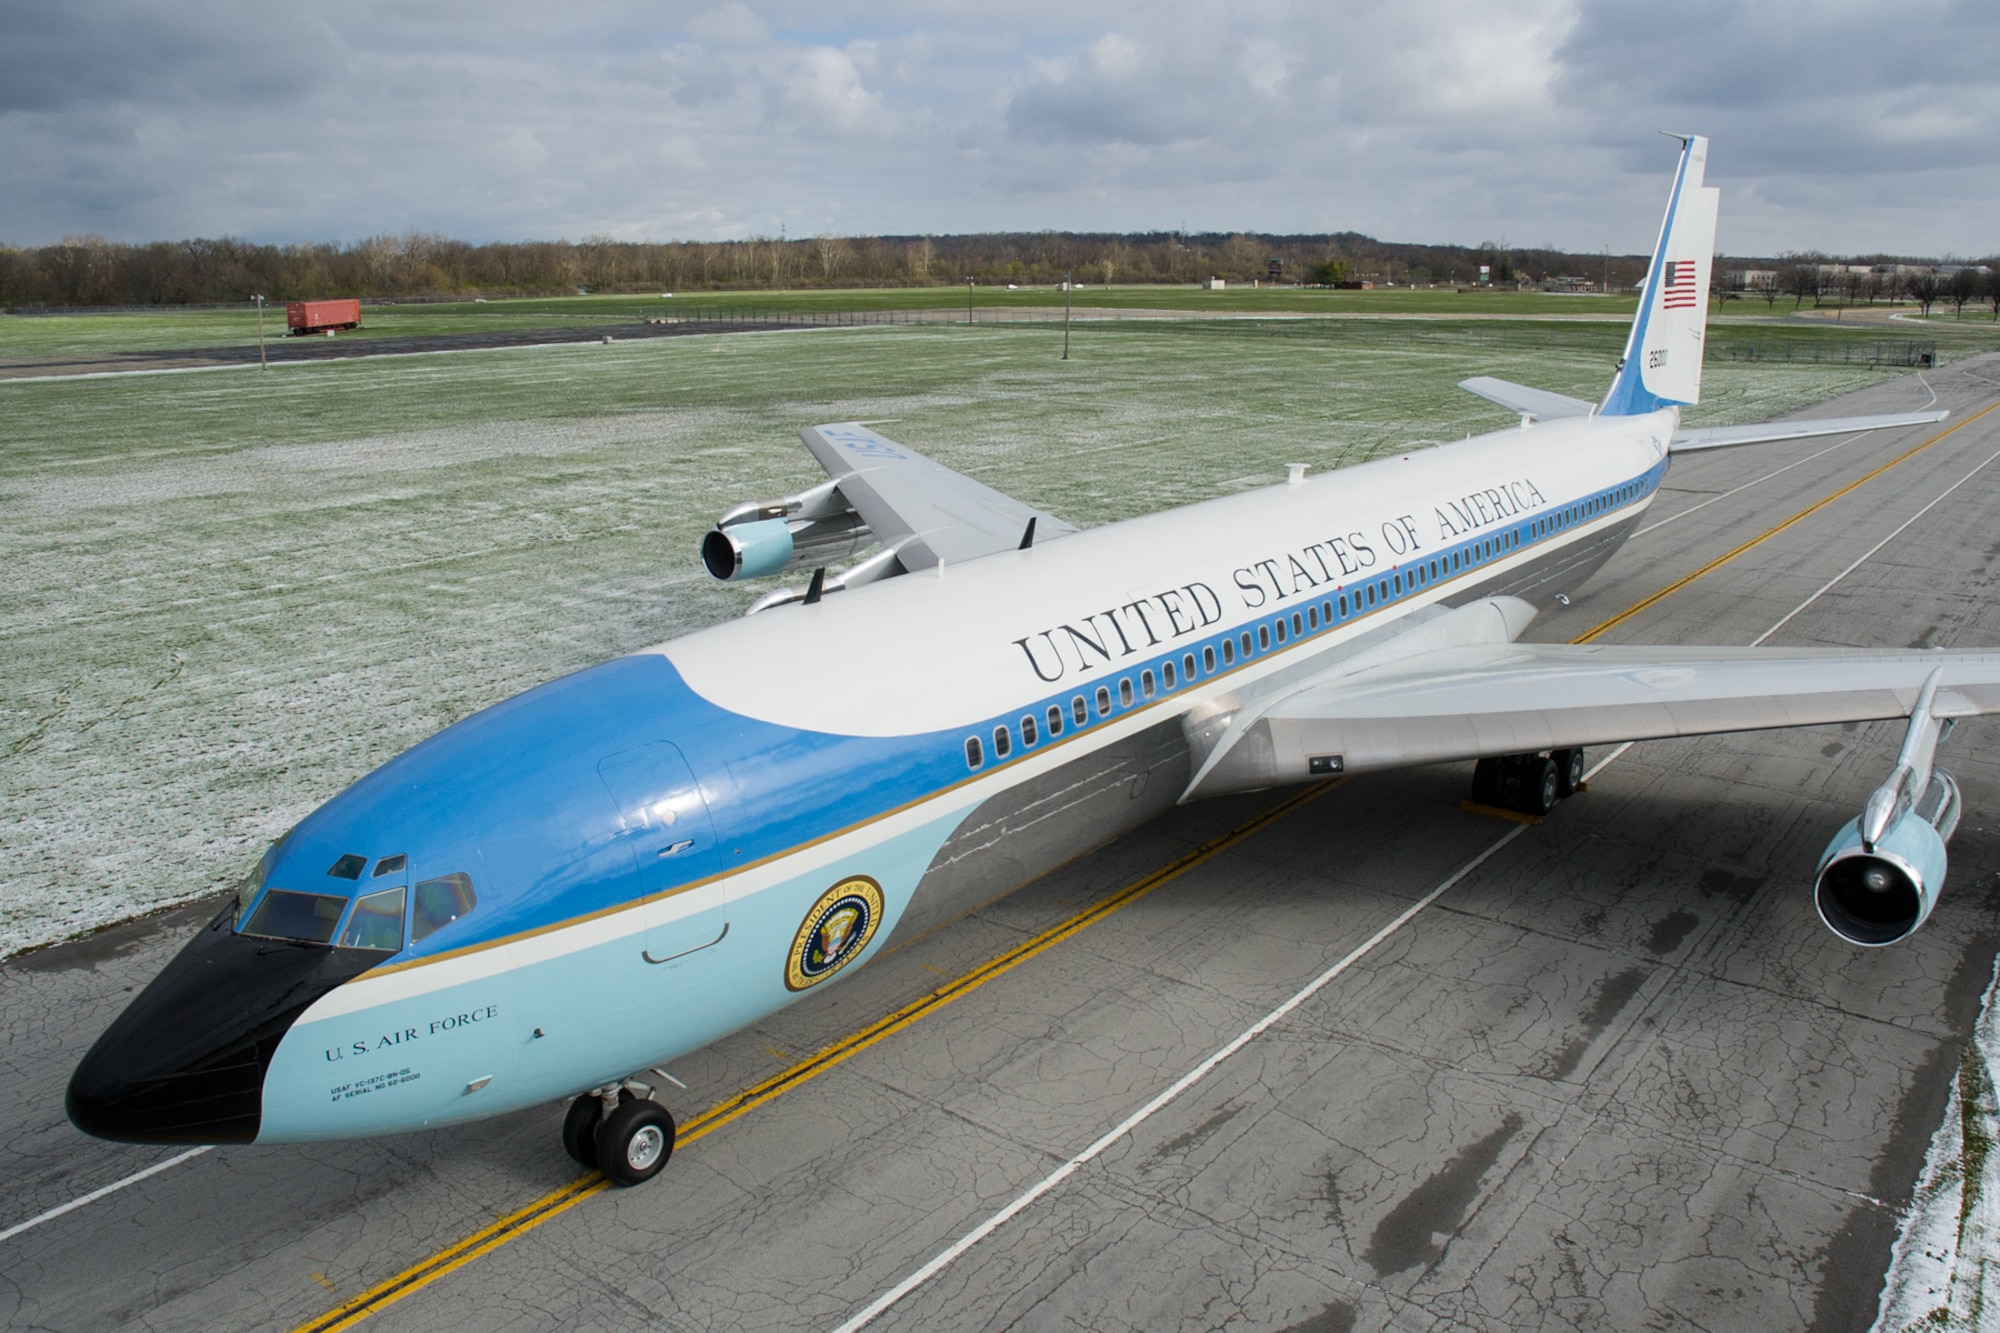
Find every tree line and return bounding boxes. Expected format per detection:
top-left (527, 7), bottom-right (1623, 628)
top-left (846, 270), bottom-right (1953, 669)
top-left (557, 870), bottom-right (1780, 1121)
top-left (0, 230), bottom-right (1653, 308)
top-left (1720, 254), bottom-right (2000, 319)
top-left (3, 231), bottom-right (1989, 313)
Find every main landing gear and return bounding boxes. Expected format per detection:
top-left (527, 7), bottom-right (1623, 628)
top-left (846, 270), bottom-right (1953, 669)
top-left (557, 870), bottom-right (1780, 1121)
top-left (563, 1078), bottom-right (677, 1187)
top-left (1470, 748), bottom-right (1586, 817)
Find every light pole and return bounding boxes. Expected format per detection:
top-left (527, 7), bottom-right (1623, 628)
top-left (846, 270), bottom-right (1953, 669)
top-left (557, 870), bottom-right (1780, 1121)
top-left (252, 294), bottom-right (267, 368)
top-left (1062, 269), bottom-right (1072, 361)
top-left (966, 276), bottom-right (974, 326)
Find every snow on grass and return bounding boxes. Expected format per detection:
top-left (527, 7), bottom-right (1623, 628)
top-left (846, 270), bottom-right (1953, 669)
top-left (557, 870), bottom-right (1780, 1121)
top-left (0, 321), bottom-right (1904, 957)
top-left (1873, 955), bottom-right (2000, 1332)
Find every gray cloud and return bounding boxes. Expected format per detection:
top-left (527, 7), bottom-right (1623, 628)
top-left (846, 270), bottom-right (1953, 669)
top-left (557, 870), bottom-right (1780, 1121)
top-left (0, 0), bottom-right (1990, 256)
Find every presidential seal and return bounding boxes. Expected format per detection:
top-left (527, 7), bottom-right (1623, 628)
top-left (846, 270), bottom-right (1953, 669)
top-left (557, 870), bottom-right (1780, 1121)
top-left (784, 876), bottom-right (885, 992)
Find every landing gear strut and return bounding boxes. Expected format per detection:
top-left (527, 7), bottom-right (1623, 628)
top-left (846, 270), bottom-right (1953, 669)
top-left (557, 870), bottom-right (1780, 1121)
top-left (562, 1079), bottom-right (678, 1186)
top-left (1472, 748), bottom-right (1585, 816)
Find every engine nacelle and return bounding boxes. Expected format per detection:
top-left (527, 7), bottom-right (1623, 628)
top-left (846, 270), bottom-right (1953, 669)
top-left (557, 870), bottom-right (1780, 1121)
top-left (701, 480), bottom-right (871, 581)
top-left (1813, 771), bottom-right (1959, 947)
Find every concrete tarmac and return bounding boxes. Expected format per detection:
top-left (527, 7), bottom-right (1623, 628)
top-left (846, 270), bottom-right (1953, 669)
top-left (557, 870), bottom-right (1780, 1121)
top-left (5, 355), bottom-right (2000, 1332)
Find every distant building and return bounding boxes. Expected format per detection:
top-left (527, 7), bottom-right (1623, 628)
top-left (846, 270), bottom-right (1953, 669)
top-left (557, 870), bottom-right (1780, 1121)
top-left (1203, 277), bottom-right (1226, 290)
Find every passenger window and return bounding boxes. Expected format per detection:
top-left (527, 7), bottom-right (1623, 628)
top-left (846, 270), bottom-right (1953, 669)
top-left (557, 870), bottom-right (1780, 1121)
top-left (1221, 639), bottom-right (1235, 665)
top-left (1119, 678), bottom-right (1135, 706)
top-left (338, 887), bottom-right (406, 952)
top-left (1241, 631), bottom-right (1254, 656)
top-left (1162, 661), bottom-right (1177, 688)
top-left (1260, 624), bottom-right (1273, 649)
top-left (1096, 685), bottom-right (1112, 715)
top-left (1141, 669), bottom-right (1156, 697)
top-left (1204, 645), bottom-right (1218, 671)
top-left (993, 725), bottom-right (1012, 759)
top-left (965, 736), bottom-right (984, 768)
top-left (1292, 612), bottom-right (1303, 635)
top-left (1048, 705), bottom-right (1063, 736)
top-left (1073, 696), bottom-right (1087, 725)
top-left (242, 889), bottom-right (347, 945)
top-left (1274, 619), bottom-right (1287, 644)
top-left (1184, 652), bottom-right (1197, 679)
top-left (1365, 584), bottom-right (1376, 606)
top-left (1393, 573), bottom-right (1403, 595)
top-left (1307, 606), bottom-right (1318, 629)
top-left (1021, 714), bottom-right (1038, 746)
top-left (1338, 594), bottom-right (1348, 616)
top-left (412, 873), bottom-right (477, 942)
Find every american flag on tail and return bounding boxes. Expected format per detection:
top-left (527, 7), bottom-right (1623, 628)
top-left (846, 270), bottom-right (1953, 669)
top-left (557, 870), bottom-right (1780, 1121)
top-left (1660, 259), bottom-right (1700, 309)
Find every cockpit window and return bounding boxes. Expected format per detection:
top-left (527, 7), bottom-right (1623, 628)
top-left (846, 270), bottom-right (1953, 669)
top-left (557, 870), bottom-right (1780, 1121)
top-left (328, 854), bottom-right (366, 880)
top-left (242, 889), bottom-right (347, 945)
top-left (234, 841), bottom-right (282, 925)
top-left (412, 873), bottom-right (477, 942)
top-left (337, 887), bottom-right (407, 952)
top-left (372, 854), bottom-right (408, 878)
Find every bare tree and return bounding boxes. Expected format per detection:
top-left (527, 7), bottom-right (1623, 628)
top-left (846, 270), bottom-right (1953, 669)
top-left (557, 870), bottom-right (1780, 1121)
top-left (1903, 269), bottom-right (1943, 317)
top-left (1948, 266), bottom-right (1981, 318)
top-left (1781, 262), bottom-right (1820, 311)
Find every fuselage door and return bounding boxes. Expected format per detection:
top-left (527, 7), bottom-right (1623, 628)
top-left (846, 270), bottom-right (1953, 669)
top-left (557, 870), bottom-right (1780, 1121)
top-left (596, 742), bottom-right (727, 964)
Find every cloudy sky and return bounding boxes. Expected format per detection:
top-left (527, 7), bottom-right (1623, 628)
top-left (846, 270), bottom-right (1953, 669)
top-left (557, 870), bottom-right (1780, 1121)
top-left (2, 0), bottom-right (1994, 257)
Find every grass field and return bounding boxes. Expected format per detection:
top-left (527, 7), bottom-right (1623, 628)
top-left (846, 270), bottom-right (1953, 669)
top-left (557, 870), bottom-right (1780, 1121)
top-left (0, 315), bottom-right (1945, 955)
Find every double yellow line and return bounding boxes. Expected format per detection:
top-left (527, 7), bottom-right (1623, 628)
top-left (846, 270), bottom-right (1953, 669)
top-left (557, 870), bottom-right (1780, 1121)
top-left (293, 782), bottom-right (1330, 1332)
top-left (296, 397), bottom-right (1992, 1333)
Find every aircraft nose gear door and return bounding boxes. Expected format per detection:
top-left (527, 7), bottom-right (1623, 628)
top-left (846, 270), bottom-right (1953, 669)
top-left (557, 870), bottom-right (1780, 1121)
top-left (596, 742), bottom-right (727, 965)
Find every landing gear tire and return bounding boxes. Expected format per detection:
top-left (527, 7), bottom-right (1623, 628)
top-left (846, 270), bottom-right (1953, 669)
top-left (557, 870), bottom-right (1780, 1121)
top-left (1552, 747), bottom-right (1585, 798)
top-left (596, 1097), bottom-right (675, 1187)
top-left (1471, 757), bottom-right (1503, 806)
top-left (561, 1094), bottom-right (602, 1169)
top-left (1526, 757), bottom-right (1560, 816)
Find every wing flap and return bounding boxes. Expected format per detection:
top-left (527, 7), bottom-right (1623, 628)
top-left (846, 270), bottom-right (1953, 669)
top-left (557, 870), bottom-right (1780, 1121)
top-left (1186, 643), bottom-right (2000, 799)
top-left (1671, 410), bottom-right (1947, 453)
top-left (800, 423), bottom-right (1079, 570)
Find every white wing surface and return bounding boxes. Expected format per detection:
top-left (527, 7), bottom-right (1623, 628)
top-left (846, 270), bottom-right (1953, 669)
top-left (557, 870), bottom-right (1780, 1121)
top-left (1670, 410), bottom-right (1949, 452)
top-left (1186, 640), bottom-right (2000, 799)
top-left (799, 423), bottom-right (1079, 570)
top-left (1458, 377), bottom-right (1595, 420)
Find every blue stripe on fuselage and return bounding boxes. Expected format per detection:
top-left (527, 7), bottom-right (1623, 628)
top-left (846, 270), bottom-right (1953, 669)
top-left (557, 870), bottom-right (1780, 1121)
top-left (268, 654), bottom-right (969, 960)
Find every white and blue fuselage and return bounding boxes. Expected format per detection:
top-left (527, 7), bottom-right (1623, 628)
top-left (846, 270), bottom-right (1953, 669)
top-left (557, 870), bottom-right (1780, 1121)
top-left (226, 409), bottom-right (1672, 1141)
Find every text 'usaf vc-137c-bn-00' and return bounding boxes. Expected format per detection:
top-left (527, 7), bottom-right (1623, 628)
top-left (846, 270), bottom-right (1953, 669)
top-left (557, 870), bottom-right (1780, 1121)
top-left (68, 137), bottom-right (1992, 1190)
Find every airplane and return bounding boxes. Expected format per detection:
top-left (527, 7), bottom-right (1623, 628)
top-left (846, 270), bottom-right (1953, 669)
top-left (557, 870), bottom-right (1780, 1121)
top-left (68, 136), bottom-right (2000, 1189)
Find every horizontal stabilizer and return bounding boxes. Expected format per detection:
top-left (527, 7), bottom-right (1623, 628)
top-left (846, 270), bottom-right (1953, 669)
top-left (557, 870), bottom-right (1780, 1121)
top-left (1458, 376), bottom-right (1595, 421)
top-left (1671, 409), bottom-right (1947, 453)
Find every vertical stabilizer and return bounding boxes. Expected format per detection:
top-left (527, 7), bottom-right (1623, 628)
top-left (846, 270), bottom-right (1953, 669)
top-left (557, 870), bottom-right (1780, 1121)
top-left (1601, 135), bottom-right (1720, 416)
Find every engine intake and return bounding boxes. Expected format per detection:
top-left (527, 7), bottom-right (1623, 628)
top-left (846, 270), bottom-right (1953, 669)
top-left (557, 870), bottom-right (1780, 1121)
top-left (1814, 770), bottom-right (1958, 947)
top-left (701, 480), bottom-right (872, 582)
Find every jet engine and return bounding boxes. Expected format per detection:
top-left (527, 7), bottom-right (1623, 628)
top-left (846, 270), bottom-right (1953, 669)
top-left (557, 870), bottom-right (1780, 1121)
top-left (701, 479), bottom-right (872, 581)
top-left (1813, 667), bottom-right (1962, 946)
top-left (1814, 771), bottom-right (1958, 946)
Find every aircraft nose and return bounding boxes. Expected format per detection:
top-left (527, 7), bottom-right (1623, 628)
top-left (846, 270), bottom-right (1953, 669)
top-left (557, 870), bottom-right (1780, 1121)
top-left (68, 905), bottom-right (379, 1144)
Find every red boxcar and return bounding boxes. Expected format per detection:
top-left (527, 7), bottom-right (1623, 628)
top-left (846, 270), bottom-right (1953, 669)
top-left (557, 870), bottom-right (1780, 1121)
top-left (285, 299), bottom-right (362, 334)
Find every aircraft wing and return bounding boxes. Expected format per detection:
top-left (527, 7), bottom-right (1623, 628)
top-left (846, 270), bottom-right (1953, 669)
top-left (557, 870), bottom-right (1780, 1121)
top-left (799, 422), bottom-right (1080, 570)
top-left (1670, 410), bottom-right (1949, 452)
top-left (1458, 376), bottom-right (1595, 420)
top-left (1185, 640), bottom-right (2000, 799)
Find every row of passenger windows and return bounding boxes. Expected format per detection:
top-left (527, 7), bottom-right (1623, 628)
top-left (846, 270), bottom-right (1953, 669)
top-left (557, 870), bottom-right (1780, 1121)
top-left (962, 476), bottom-right (1650, 771)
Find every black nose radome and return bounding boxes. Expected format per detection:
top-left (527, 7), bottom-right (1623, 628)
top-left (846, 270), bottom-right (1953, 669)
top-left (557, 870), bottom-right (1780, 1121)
top-left (67, 906), bottom-right (381, 1144)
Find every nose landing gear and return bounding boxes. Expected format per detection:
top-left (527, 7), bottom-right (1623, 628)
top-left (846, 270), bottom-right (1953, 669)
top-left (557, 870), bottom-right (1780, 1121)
top-left (562, 1078), bottom-right (678, 1186)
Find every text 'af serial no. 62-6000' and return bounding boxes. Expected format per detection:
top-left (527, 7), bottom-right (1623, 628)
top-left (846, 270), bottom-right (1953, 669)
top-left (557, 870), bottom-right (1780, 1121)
top-left (68, 136), bottom-right (1993, 1189)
